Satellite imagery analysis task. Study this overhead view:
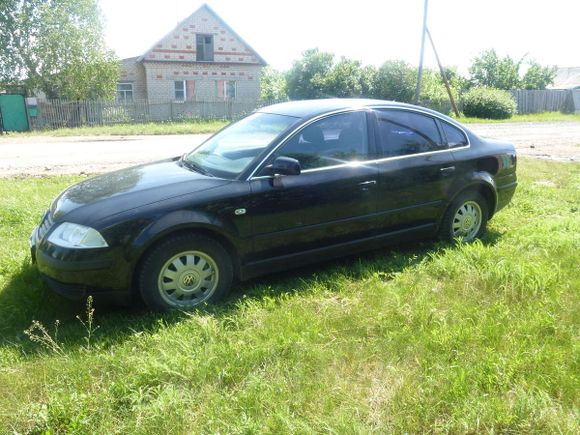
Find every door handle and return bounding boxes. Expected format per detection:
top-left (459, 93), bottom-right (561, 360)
top-left (359, 180), bottom-right (377, 191)
top-left (440, 166), bottom-right (456, 176)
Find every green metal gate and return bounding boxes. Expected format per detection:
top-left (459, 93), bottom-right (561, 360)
top-left (0, 94), bottom-right (30, 132)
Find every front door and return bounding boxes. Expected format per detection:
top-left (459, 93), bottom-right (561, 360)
top-left (247, 111), bottom-right (379, 262)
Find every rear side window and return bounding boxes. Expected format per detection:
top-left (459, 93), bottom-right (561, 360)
top-left (441, 122), bottom-right (468, 147)
top-left (374, 109), bottom-right (443, 157)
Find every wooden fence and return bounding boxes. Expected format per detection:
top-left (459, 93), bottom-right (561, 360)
top-left (29, 91), bottom-right (579, 129)
top-left (426, 90), bottom-right (577, 115)
top-left (510, 90), bottom-right (570, 114)
top-left (31, 99), bottom-right (279, 130)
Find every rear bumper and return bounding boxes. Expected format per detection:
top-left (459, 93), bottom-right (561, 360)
top-left (496, 181), bottom-right (517, 212)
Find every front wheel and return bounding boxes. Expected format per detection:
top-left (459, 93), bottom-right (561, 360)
top-left (439, 191), bottom-right (489, 242)
top-left (138, 234), bottom-right (233, 311)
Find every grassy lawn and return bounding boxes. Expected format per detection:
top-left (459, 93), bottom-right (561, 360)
top-left (3, 120), bottom-right (228, 137)
top-left (0, 159), bottom-right (578, 433)
top-left (457, 112), bottom-right (580, 124)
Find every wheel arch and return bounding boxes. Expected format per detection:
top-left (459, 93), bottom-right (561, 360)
top-left (129, 221), bottom-right (242, 298)
top-left (448, 174), bottom-right (498, 220)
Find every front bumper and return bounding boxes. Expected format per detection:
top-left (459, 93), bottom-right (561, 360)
top-left (39, 275), bottom-right (132, 304)
top-left (30, 225), bottom-right (133, 302)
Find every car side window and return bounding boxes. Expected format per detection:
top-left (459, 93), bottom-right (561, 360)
top-left (375, 109), bottom-right (444, 157)
top-left (272, 111), bottom-right (369, 170)
top-left (441, 121), bottom-right (468, 147)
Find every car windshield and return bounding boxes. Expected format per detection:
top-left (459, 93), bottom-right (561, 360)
top-left (184, 112), bottom-right (298, 179)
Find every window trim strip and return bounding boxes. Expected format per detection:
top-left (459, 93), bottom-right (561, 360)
top-left (247, 105), bottom-right (471, 181)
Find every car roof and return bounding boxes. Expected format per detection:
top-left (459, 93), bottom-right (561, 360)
top-left (256, 98), bottom-right (462, 125)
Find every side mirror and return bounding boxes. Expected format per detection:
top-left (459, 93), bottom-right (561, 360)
top-left (269, 156), bottom-right (301, 176)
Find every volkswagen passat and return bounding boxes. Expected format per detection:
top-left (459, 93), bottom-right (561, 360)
top-left (30, 99), bottom-right (517, 311)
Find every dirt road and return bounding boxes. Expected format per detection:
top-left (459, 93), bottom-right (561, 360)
top-left (470, 122), bottom-right (579, 162)
top-left (0, 134), bottom-right (210, 177)
top-left (0, 122), bottom-right (578, 177)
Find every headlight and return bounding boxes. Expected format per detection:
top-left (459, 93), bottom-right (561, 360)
top-left (47, 222), bottom-right (109, 249)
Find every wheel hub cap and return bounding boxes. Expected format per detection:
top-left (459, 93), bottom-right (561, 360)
top-left (180, 272), bottom-right (199, 290)
top-left (157, 251), bottom-right (219, 307)
top-left (463, 216), bottom-right (473, 229)
top-left (452, 200), bottom-right (482, 241)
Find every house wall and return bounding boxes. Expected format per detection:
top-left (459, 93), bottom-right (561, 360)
top-left (142, 7), bottom-right (261, 65)
top-left (119, 58), bottom-right (147, 100)
top-left (143, 62), bottom-right (261, 102)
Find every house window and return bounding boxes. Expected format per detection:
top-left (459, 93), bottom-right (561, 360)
top-left (196, 34), bottom-right (214, 61)
top-left (217, 80), bottom-right (236, 100)
top-left (174, 80), bottom-right (185, 100)
top-left (175, 80), bottom-right (196, 101)
top-left (116, 83), bottom-right (133, 102)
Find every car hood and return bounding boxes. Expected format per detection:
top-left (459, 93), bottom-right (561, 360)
top-left (50, 158), bottom-right (230, 223)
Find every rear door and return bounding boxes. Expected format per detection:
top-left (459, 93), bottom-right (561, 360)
top-left (371, 108), bottom-right (457, 234)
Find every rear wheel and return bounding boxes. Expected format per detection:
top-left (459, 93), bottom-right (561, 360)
top-left (138, 234), bottom-right (233, 311)
top-left (439, 191), bottom-right (488, 242)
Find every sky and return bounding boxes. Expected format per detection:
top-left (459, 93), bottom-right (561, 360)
top-left (99, 0), bottom-right (580, 74)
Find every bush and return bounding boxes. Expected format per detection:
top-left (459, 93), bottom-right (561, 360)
top-left (462, 87), bottom-right (517, 119)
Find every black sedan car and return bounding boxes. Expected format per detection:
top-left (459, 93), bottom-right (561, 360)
top-left (30, 99), bottom-right (517, 311)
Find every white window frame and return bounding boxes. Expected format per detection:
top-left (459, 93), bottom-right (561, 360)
top-left (174, 80), bottom-right (186, 101)
top-left (116, 82), bottom-right (133, 102)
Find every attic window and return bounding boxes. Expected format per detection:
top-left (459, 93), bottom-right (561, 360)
top-left (196, 34), bottom-right (214, 62)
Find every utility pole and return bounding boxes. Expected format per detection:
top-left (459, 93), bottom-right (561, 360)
top-left (426, 28), bottom-right (460, 117)
top-left (415, 0), bottom-right (429, 104)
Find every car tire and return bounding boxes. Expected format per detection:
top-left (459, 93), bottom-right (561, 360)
top-left (138, 233), bottom-right (233, 311)
top-left (439, 190), bottom-right (489, 242)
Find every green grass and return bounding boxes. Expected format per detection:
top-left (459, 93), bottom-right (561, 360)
top-left (2, 120), bottom-right (228, 137)
top-left (457, 111), bottom-right (580, 124)
top-left (0, 159), bottom-right (579, 433)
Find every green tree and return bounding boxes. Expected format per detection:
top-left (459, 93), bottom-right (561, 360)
top-left (323, 57), bottom-right (365, 97)
top-left (469, 49), bottom-right (521, 90)
top-left (359, 65), bottom-right (378, 97)
top-left (286, 48), bottom-right (334, 99)
top-left (443, 67), bottom-right (471, 94)
top-left (374, 60), bottom-right (417, 103)
top-left (0, 0), bottom-right (118, 99)
top-left (522, 61), bottom-right (556, 90)
top-left (419, 70), bottom-right (458, 114)
top-left (260, 67), bottom-right (288, 101)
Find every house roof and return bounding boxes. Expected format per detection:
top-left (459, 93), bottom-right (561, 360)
top-left (136, 3), bottom-right (266, 65)
top-left (549, 67), bottom-right (580, 90)
top-left (121, 56), bottom-right (139, 63)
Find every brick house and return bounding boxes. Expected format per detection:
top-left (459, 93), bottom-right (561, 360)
top-left (117, 4), bottom-right (266, 103)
